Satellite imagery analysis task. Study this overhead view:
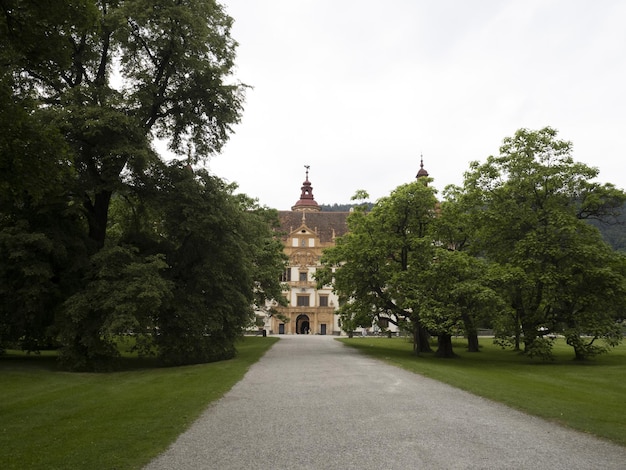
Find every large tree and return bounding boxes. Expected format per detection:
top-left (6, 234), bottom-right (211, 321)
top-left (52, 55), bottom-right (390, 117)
top-left (453, 127), bottom-right (626, 359)
top-left (0, 1), bottom-right (280, 369)
top-left (140, 164), bottom-right (286, 366)
top-left (0, 7), bottom-right (91, 352)
top-left (318, 181), bottom-right (439, 353)
top-left (1, 0), bottom-right (245, 249)
top-left (412, 248), bottom-right (501, 356)
top-left (56, 161), bottom-right (287, 370)
top-left (149, 164), bottom-right (285, 360)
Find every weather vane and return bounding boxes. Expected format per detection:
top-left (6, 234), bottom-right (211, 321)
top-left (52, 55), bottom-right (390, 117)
top-left (304, 164), bottom-right (310, 178)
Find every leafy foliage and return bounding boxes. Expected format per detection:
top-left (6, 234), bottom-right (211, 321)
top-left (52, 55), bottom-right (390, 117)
top-left (322, 128), bottom-right (625, 362)
top-left (109, 162), bottom-right (286, 366)
top-left (318, 182), bottom-right (439, 353)
top-left (2, 0), bottom-right (245, 248)
top-left (0, 2), bottom-right (287, 370)
top-left (414, 249), bottom-right (501, 355)
top-left (57, 246), bottom-right (171, 371)
top-left (451, 127), bottom-right (626, 359)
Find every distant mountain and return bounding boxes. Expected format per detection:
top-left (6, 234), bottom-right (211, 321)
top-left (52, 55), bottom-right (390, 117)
top-left (319, 203), bottom-right (626, 252)
top-left (589, 203), bottom-right (626, 252)
top-left (319, 203), bottom-right (374, 212)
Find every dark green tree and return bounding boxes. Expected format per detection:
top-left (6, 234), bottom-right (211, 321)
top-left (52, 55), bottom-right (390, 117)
top-left (0, 18), bottom-right (90, 352)
top-left (1, 1), bottom-right (250, 367)
top-left (111, 162), bottom-right (286, 366)
top-left (2, 0), bottom-right (245, 249)
top-left (546, 226), bottom-right (626, 360)
top-left (57, 245), bottom-right (171, 371)
top-left (431, 193), bottom-right (505, 353)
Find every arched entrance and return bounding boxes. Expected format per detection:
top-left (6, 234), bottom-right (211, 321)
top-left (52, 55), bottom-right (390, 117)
top-left (296, 314), bottom-right (310, 334)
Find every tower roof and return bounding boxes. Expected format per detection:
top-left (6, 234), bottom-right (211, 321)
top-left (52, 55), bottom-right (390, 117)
top-left (292, 165), bottom-right (320, 212)
top-left (416, 155), bottom-right (429, 179)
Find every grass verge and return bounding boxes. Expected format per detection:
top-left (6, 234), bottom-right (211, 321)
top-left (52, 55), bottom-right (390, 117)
top-left (338, 336), bottom-right (626, 447)
top-left (0, 336), bottom-right (278, 470)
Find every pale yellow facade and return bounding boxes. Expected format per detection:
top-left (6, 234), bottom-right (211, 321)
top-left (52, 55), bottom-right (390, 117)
top-left (263, 168), bottom-right (348, 335)
top-left (268, 219), bottom-right (341, 335)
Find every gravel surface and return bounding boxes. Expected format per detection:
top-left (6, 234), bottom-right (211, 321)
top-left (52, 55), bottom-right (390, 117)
top-left (145, 335), bottom-right (626, 470)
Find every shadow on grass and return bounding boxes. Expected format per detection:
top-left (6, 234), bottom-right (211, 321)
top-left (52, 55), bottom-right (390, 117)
top-left (0, 335), bottom-right (263, 373)
top-left (338, 336), bottom-right (625, 368)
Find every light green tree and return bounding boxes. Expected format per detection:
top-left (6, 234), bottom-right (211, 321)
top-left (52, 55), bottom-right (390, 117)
top-left (453, 127), bottom-right (626, 359)
top-left (318, 181), bottom-right (439, 354)
top-left (411, 249), bottom-right (502, 356)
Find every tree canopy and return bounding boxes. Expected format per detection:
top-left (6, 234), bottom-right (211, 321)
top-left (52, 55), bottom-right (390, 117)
top-left (450, 127), bottom-right (626, 359)
top-left (321, 127), bottom-right (626, 361)
top-left (2, 0), bottom-right (245, 248)
top-left (318, 181), bottom-right (440, 353)
top-left (0, 1), bottom-right (286, 370)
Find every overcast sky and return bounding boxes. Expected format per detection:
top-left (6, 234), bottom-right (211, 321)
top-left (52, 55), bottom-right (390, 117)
top-left (202, 0), bottom-right (626, 210)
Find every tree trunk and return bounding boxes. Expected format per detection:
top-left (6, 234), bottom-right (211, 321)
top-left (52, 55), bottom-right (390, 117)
top-left (461, 312), bottom-right (479, 352)
top-left (84, 189), bottom-right (112, 249)
top-left (512, 296), bottom-right (524, 351)
top-left (513, 310), bottom-right (523, 351)
top-left (573, 347), bottom-right (587, 361)
top-left (419, 325), bottom-right (432, 353)
top-left (413, 323), bottom-right (433, 355)
top-left (521, 318), bottom-right (539, 353)
top-left (435, 334), bottom-right (456, 358)
top-left (466, 333), bottom-right (480, 352)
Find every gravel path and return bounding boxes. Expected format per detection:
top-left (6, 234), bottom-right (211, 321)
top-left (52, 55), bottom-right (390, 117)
top-left (145, 335), bottom-right (626, 469)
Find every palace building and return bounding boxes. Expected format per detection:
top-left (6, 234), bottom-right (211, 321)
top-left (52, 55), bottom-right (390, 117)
top-left (264, 167), bottom-right (348, 335)
top-left (264, 160), bottom-right (428, 335)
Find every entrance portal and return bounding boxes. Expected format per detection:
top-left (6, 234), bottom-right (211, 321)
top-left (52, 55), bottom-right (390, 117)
top-left (296, 314), bottom-right (310, 334)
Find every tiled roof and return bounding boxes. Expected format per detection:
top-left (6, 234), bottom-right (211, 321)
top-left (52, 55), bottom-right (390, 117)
top-left (277, 211), bottom-right (350, 243)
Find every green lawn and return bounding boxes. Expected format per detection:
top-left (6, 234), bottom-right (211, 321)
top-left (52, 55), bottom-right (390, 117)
top-left (3, 335), bottom-right (623, 469)
top-left (338, 336), bottom-right (626, 447)
top-left (0, 336), bottom-right (278, 470)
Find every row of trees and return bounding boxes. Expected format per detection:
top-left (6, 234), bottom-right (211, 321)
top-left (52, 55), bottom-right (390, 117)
top-left (0, 1), bottom-right (287, 370)
top-left (318, 128), bottom-right (626, 360)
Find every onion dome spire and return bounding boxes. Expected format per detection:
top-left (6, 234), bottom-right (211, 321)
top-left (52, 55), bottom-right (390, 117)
top-left (292, 165), bottom-right (321, 212)
top-left (416, 154), bottom-right (429, 179)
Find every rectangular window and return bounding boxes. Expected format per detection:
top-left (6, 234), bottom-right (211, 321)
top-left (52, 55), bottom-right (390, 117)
top-left (280, 269), bottom-right (291, 282)
top-left (296, 295), bottom-right (310, 307)
top-left (319, 295), bottom-right (329, 307)
top-left (299, 272), bottom-right (308, 282)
